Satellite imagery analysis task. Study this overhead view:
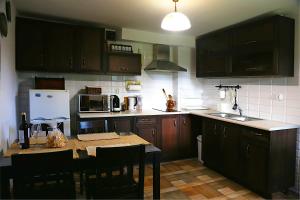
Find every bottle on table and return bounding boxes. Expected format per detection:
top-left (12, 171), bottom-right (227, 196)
top-left (18, 112), bottom-right (30, 149)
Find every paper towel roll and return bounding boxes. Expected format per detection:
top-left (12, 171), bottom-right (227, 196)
top-left (219, 90), bottom-right (226, 99)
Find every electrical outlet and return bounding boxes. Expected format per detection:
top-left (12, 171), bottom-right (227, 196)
top-left (113, 88), bottom-right (119, 94)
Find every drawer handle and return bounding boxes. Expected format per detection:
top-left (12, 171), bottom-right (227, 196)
top-left (255, 133), bottom-right (263, 136)
top-left (246, 144), bottom-right (250, 155)
top-left (243, 40), bottom-right (257, 45)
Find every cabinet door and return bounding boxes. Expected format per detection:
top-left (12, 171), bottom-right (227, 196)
top-left (231, 19), bottom-right (276, 75)
top-left (107, 53), bottom-right (141, 75)
top-left (135, 117), bottom-right (159, 146)
top-left (202, 118), bottom-right (221, 170)
top-left (219, 122), bottom-right (240, 179)
top-left (161, 116), bottom-right (179, 160)
top-left (109, 118), bottom-right (132, 133)
top-left (79, 27), bottom-right (104, 73)
top-left (179, 115), bottom-right (192, 158)
top-left (45, 23), bottom-right (74, 72)
top-left (16, 18), bottom-right (45, 71)
top-left (136, 125), bottom-right (157, 145)
top-left (196, 31), bottom-right (230, 77)
top-left (240, 132), bottom-right (268, 193)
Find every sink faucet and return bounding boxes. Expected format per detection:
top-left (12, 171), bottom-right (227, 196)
top-left (238, 107), bottom-right (243, 116)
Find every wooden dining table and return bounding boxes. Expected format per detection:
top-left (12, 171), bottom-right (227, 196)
top-left (0, 133), bottom-right (161, 199)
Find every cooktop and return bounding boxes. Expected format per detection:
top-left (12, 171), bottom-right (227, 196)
top-left (152, 108), bottom-right (181, 112)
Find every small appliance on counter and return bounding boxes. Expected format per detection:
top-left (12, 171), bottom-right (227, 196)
top-left (110, 95), bottom-right (121, 112)
top-left (79, 94), bottom-right (109, 113)
top-left (128, 96), bottom-right (137, 111)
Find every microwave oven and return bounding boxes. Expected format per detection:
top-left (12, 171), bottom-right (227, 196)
top-left (78, 94), bottom-right (109, 113)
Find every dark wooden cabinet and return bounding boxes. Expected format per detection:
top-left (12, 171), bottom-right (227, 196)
top-left (196, 31), bottom-right (230, 77)
top-left (161, 116), bottom-right (179, 161)
top-left (45, 22), bottom-right (75, 72)
top-left (77, 27), bottom-right (104, 73)
top-left (108, 117), bottom-right (132, 133)
top-left (231, 16), bottom-right (294, 76)
top-left (196, 15), bottom-right (294, 77)
top-left (178, 115), bottom-right (193, 158)
top-left (134, 116), bottom-right (160, 147)
top-left (16, 17), bottom-right (105, 74)
top-left (201, 116), bottom-right (297, 198)
top-left (219, 122), bottom-right (240, 179)
top-left (202, 118), bottom-right (221, 170)
top-left (240, 130), bottom-right (268, 195)
top-left (16, 18), bottom-right (45, 71)
top-left (106, 52), bottom-right (142, 75)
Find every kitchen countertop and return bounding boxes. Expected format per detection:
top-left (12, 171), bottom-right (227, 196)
top-left (78, 109), bottom-right (299, 132)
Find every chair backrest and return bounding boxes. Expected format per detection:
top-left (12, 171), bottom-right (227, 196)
top-left (79, 119), bottom-right (107, 134)
top-left (12, 149), bottom-right (75, 198)
top-left (95, 145), bottom-right (146, 196)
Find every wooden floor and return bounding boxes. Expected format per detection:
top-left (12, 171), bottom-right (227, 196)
top-left (76, 158), bottom-right (298, 199)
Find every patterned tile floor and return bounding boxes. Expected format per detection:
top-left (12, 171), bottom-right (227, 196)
top-left (76, 158), bottom-right (298, 199)
top-left (142, 159), bottom-right (298, 200)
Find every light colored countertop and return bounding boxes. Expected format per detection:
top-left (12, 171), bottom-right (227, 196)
top-left (78, 109), bottom-right (189, 118)
top-left (78, 109), bottom-right (299, 132)
top-left (189, 110), bottom-right (299, 131)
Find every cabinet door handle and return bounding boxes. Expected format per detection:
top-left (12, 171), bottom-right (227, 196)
top-left (152, 129), bottom-right (155, 136)
top-left (40, 54), bottom-right (44, 66)
top-left (245, 67), bottom-right (263, 72)
top-left (174, 120), bottom-right (177, 127)
top-left (183, 119), bottom-right (186, 125)
top-left (246, 144), bottom-right (250, 155)
top-left (114, 122), bottom-right (117, 130)
top-left (69, 57), bottom-right (73, 68)
top-left (82, 58), bottom-right (86, 66)
top-left (214, 124), bottom-right (217, 134)
top-left (223, 127), bottom-right (227, 138)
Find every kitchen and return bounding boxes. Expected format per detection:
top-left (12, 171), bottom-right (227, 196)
top-left (0, 0), bottom-right (300, 199)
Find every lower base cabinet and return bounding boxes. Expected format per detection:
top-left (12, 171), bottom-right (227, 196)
top-left (202, 117), bottom-right (297, 198)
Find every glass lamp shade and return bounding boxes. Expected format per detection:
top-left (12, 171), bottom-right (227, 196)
top-left (161, 11), bottom-right (191, 31)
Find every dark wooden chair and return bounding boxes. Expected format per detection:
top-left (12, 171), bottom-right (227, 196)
top-left (79, 119), bottom-right (107, 134)
top-left (11, 149), bottom-right (75, 199)
top-left (85, 145), bottom-right (146, 199)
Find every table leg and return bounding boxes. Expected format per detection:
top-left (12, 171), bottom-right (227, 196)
top-left (0, 168), bottom-right (10, 199)
top-left (152, 151), bottom-right (160, 199)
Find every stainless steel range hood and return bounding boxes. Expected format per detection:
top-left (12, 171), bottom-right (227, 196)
top-left (144, 44), bottom-right (187, 72)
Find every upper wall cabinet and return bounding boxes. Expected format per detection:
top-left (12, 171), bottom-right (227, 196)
top-left (106, 52), bottom-right (142, 75)
top-left (45, 22), bottom-right (75, 72)
top-left (196, 15), bottom-right (295, 77)
top-left (77, 27), bottom-right (104, 73)
top-left (16, 17), bottom-right (105, 74)
top-left (16, 18), bottom-right (46, 71)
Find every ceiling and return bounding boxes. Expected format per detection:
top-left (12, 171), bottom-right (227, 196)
top-left (14, 0), bottom-right (298, 36)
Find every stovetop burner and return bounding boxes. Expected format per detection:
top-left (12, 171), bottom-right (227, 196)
top-left (152, 108), bottom-right (180, 112)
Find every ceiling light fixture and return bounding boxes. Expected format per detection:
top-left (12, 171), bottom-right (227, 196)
top-left (161, 0), bottom-right (191, 31)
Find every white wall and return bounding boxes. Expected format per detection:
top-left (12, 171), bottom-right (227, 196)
top-left (0, 0), bottom-right (17, 152)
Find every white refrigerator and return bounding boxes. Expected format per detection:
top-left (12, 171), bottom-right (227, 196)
top-left (29, 89), bottom-right (71, 136)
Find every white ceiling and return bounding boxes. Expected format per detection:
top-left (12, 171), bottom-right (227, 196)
top-left (14, 0), bottom-right (298, 36)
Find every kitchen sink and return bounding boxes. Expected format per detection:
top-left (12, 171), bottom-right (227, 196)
top-left (208, 112), bottom-right (262, 122)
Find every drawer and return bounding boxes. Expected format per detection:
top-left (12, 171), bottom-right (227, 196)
top-left (135, 117), bottom-right (157, 125)
top-left (242, 128), bottom-right (269, 144)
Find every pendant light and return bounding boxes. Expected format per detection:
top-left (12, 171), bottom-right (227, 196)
top-left (161, 0), bottom-right (191, 31)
